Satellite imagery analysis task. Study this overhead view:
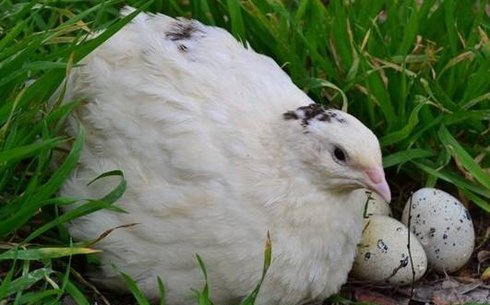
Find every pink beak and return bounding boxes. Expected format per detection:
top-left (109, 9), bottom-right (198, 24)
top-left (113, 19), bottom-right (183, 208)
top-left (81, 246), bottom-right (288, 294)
top-left (364, 167), bottom-right (391, 203)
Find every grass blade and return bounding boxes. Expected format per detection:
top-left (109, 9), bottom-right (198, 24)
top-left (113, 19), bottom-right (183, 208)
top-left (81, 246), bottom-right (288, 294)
top-left (438, 126), bottom-right (490, 190)
top-left (0, 247), bottom-right (100, 261)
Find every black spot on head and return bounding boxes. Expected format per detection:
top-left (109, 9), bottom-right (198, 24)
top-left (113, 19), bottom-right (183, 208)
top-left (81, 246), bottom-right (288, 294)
top-left (282, 103), bottom-right (347, 126)
top-left (318, 114), bottom-right (331, 122)
top-left (326, 110), bottom-right (346, 123)
top-left (166, 20), bottom-right (203, 41)
top-left (443, 233), bottom-right (448, 239)
top-left (298, 104), bottom-right (326, 121)
top-left (464, 209), bottom-right (472, 221)
top-left (364, 252), bottom-right (371, 260)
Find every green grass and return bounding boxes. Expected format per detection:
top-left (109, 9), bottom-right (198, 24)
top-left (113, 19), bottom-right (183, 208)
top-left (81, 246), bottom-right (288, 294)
top-left (1, 0), bottom-right (489, 304)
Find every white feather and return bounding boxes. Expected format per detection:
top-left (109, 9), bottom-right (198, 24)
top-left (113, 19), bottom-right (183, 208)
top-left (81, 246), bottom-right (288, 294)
top-left (60, 8), bottom-right (389, 305)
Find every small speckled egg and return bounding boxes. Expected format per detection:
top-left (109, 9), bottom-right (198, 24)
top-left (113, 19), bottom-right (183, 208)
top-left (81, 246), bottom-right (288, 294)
top-left (351, 215), bottom-right (427, 285)
top-left (352, 189), bottom-right (392, 217)
top-left (364, 190), bottom-right (392, 217)
top-left (401, 188), bottom-right (475, 273)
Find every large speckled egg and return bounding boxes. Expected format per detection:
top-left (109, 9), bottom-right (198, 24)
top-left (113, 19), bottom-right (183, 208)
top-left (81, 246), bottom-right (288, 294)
top-left (401, 188), bottom-right (475, 273)
top-left (351, 215), bottom-right (427, 285)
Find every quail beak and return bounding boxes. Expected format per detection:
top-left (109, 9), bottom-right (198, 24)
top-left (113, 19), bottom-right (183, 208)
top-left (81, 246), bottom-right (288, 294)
top-left (364, 166), bottom-right (391, 203)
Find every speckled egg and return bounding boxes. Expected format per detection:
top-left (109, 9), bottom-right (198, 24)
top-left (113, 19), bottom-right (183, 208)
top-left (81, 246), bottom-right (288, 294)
top-left (351, 215), bottom-right (427, 285)
top-left (364, 190), bottom-right (392, 217)
top-left (352, 189), bottom-right (392, 217)
top-left (401, 188), bottom-right (475, 273)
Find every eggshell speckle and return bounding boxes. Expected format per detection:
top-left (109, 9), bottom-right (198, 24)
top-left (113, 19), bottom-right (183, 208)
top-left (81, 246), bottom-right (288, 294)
top-left (351, 215), bottom-right (427, 285)
top-left (401, 188), bottom-right (475, 273)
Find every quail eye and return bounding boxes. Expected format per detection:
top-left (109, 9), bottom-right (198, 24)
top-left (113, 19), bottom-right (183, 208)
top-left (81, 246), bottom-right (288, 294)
top-left (333, 147), bottom-right (347, 162)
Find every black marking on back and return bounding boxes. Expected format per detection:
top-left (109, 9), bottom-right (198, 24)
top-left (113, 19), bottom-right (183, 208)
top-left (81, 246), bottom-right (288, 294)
top-left (283, 111), bottom-right (299, 120)
top-left (166, 20), bottom-right (203, 41)
top-left (283, 103), bottom-right (347, 126)
top-left (178, 44), bottom-right (188, 52)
